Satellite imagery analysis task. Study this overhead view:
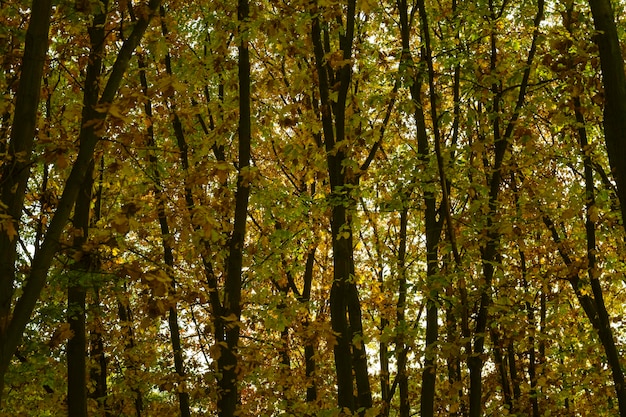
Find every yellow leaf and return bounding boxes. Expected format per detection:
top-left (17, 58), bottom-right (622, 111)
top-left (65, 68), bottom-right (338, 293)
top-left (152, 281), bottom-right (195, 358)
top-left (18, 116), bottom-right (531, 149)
top-left (589, 205), bottom-right (599, 223)
top-left (108, 103), bottom-right (131, 123)
top-left (222, 313), bottom-right (239, 322)
top-left (2, 218), bottom-right (17, 241)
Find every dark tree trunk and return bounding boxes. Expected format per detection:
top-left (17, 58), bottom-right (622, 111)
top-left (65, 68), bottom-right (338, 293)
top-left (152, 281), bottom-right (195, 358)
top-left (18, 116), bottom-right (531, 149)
top-left (468, 1), bottom-right (544, 414)
top-left (396, 207), bottom-right (409, 417)
top-left (216, 0), bottom-right (252, 414)
top-left (508, 342), bottom-right (521, 404)
top-left (67, 160), bottom-right (95, 417)
top-left (310, 0), bottom-right (372, 412)
top-left (578, 0), bottom-right (626, 408)
top-left (117, 294), bottom-right (143, 416)
top-left (88, 157), bottom-right (108, 415)
top-left (397, 1), bottom-right (443, 415)
top-left (490, 328), bottom-right (512, 412)
top-left (67, 4), bottom-right (108, 414)
top-left (0, 0), bottom-right (53, 401)
top-left (132, 8), bottom-right (193, 415)
top-left (576, 95), bottom-right (626, 416)
top-left (89, 288), bottom-right (109, 416)
top-left (587, 0), bottom-right (626, 228)
top-left (301, 249), bottom-right (318, 403)
top-left (445, 283), bottom-right (465, 417)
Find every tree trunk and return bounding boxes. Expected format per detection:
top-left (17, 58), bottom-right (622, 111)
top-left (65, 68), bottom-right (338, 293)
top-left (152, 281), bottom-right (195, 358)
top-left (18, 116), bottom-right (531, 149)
top-left (396, 207), bottom-right (409, 417)
top-left (576, 96), bottom-right (626, 416)
top-left (0, 0), bottom-right (53, 401)
top-left (301, 250), bottom-right (317, 403)
top-left (397, 1), bottom-right (443, 415)
top-left (89, 288), bottom-right (109, 416)
top-left (136, 9), bottom-right (192, 414)
top-left (587, 0), bottom-right (626, 227)
top-left (216, 0), bottom-right (252, 414)
top-left (117, 293), bottom-right (144, 416)
top-left (67, 159), bottom-right (95, 417)
top-left (67, 4), bottom-right (108, 414)
top-left (310, 0), bottom-right (372, 412)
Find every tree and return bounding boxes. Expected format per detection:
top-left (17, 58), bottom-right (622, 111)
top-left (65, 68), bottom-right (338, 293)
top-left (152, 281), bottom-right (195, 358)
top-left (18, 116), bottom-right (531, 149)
top-left (2, 0), bottom-right (626, 416)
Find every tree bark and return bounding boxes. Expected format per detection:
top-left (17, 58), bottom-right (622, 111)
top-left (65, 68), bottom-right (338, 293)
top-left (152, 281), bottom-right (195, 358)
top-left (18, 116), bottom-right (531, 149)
top-left (586, 0), bottom-right (626, 227)
top-left (67, 4), bottom-right (108, 414)
top-left (0, 1), bottom-right (53, 402)
top-left (67, 159), bottom-right (95, 417)
top-left (310, 0), bottom-right (372, 412)
top-left (576, 96), bottom-right (626, 416)
top-left (216, 0), bottom-right (252, 414)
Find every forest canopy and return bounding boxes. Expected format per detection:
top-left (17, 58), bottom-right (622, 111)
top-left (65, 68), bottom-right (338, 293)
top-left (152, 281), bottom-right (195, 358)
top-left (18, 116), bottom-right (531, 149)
top-left (1, 0), bottom-right (626, 416)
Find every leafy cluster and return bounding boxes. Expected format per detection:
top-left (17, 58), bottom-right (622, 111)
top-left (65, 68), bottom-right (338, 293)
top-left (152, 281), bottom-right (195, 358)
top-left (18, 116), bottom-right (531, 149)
top-left (1, 0), bottom-right (626, 416)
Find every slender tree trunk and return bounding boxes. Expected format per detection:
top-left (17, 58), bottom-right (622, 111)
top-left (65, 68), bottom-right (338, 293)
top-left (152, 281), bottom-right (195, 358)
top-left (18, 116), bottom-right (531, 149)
top-left (490, 328), bottom-right (512, 411)
top-left (445, 282), bottom-right (465, 417)
top-left (397, 1), bottom-right (443, 415)
top-left (89, 158), bottom-right (109, 416)
top-left (0, 1), bottom-right (52, 401)
top-left (512, 172), bottom-right (539, 417)
top-left (67, 159), bottom-right (95, 417)
top-left (216, 0), bottom-right (252, 414)
top-left (573, 0), bottom-right (626, 409)
top-left (117, 293), bottom-right (143, 416)
top-left (575, 96), bottom-right (626, 416)
top-left (89, 288), bottom-right (109, 416)
top-left (396, 207), bottom-right (409, 417)
top-left (379, 272), bottom-right (390, 413)
top-left (310, 0), bottom-right (372, 412)
top-left (586, 0), bottom-right (626, 226)
top-left (135, 9), bottom-right (192, 414)
top-left (469, 2), bottom-right (544, 414)
top-left (298, 249), bottom-right (318, 403)
top-left (67, 4), bottom-right (108, 414)
top-left (310, 11), bottom-right (353, 408)
top-left (508, 342), bottom-right (521, 404)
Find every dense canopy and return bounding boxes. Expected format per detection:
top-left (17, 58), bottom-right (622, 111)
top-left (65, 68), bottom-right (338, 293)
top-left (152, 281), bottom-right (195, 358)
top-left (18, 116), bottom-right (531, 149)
top-left (1, 0), bottom-right (626, 416)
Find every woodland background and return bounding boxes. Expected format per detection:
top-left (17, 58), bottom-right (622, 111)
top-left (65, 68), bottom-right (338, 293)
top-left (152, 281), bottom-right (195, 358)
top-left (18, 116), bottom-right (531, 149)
top-left (1, 0), bottom-right (626, 416)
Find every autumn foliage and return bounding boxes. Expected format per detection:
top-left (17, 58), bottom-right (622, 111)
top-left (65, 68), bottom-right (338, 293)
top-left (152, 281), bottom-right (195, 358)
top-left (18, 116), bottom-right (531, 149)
top-left (1, 0), bottom-right (626, 416)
